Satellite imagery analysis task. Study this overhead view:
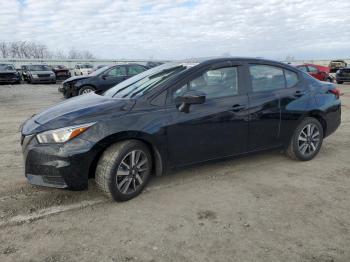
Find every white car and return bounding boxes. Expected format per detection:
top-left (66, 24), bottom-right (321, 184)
top-left (74, 64), bottom-right (93, 76)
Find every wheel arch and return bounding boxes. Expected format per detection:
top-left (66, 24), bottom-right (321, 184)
top-left (88, 131), bottom-right (166, 179)
top-left (305, 111), bottom-right (327, 137)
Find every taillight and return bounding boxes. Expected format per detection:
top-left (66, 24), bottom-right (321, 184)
top-left (328, 88), bottom-right (340, 99)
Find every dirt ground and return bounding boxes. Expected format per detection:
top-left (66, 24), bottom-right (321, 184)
top-left (0, 83), bottom-right (349, 262)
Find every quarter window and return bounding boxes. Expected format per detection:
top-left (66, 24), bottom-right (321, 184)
top-left (249, 65), bottom-right (285, 92)
top-left (298, 66), bottom-right (308, 72)
top-left (284, 70), bottom-right (298, 87)
top-left (308, 66), bottom-right (318, 73)
top-left (173, 67), bottom-right (238, 100)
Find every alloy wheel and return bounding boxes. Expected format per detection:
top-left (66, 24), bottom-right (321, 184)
top-left (298, 124), bottom-right (320, 156)
top-left (116, 150), bottom-right (149, 195)
top-left (81, 88), bottom-right (94, 94)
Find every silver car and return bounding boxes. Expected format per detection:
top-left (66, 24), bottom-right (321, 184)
top-left (22, 65), bottom-right (56, 84)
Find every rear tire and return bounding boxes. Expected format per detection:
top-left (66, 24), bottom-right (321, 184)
top-left (95, 140), bottom-right (152, 201)
top-left (286, 117), bottom-right (323, 161)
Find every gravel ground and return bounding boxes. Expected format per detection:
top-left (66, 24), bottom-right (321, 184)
top-left (0, 83), bottom-right (350, 262)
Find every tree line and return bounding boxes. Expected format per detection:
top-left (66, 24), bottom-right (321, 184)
top-left (0, 41), bottom-right (95, 59)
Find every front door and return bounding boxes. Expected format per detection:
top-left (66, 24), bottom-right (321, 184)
top-left (166, 64), bottom-right (250, 167)
top-left (100, 66), bottom-right (128, 91)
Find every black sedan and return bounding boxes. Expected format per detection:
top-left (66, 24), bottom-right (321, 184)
top-left (0, 64), bottom-right (21, 84)
top-left (21, 58), bottom-right (341, 201)
top-left (59, 64), bottom-right (147, 98)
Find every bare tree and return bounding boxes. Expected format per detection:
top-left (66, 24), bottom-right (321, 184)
top-left (55, 49), bottom-right (67, 59)
top-left (0, 41), bottom-right (96, 59)
top-left (68, 48), bottom-right (82, 59)
top-left (0, 42), bottom-right (9, 58)
top-left (82, 50), bottom-right (94, 59)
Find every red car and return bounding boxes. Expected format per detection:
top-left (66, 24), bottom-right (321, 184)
top-left (296, 64), bottom-right (333, 82)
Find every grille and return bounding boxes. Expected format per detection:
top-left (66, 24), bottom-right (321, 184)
top-left (38, 74), bottom-right (50, 77)
top-left (0, 73), bottom-right (16, 79)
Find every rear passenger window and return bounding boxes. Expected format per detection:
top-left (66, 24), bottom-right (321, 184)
top-left (107, 66), bottom-right (127, 77)
top-left (128, 65), bottom-right (146, 76)
top-left (249, 65), bottom-right (285, 92)
top-left (284, 70), bottom-right (298, 87)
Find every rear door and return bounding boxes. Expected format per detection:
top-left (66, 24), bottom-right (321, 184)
top-left (127, 65), bottom-right (147, 77)
top-left (246, 64), bottom-right (283, 151)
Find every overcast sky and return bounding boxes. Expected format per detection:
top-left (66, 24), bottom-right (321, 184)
top-left (1, 0), bottom-right (350, 60)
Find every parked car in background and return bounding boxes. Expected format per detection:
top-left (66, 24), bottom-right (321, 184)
top-left (50, 65), bottom-right (71, 81)
top-left (22, 58), bottom-right (341, 201)
top-left (59, 64), bottom-right (147, 98)
top-left (0, 64), bottom-right (21, 84)
top-left (145, 61), bottom-right (164, 69)
top-left (74, 63), bottom-right (93, 76)
top-left (296, 64), bottom-right (333, 82)
top-left (21, 65), bottom-right (56, 84)
top-left (336, 67), bottom-right (350, 84)
top-left (329, 60), bottom-right (347, 73)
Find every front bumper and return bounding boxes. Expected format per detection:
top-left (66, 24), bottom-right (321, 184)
top-left (59, 82), bottom-right (78, 98)
top-left (21, 134), bottom-right (101, 189)
top-left (0, 76), bottom-right (21, 84)
top-left (31, 76), bottom-right (56, 83)
top-left (336, 76), bottom-right (350, 82)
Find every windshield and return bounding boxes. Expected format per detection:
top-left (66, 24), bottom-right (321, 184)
top-left (53, 65), bottom-right (66, 69)
top-left (80, 64), bottom-right (93, 69)
top-left (103, 63), bottom-right (189, 98)
top-left (28, 65), bottom-right (51, 71)
top-left (0, 64), bottom-right (15, 71)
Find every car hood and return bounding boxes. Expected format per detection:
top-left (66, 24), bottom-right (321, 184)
top-left (0, 70), bottom-right (18, 74)
top-left (21, 93), bottom-right (135, 135)
top-left (63, 75), bottom-right (90, 84)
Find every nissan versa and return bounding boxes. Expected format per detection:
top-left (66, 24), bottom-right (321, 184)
top-left (20, 58), bottom-right (341, 201)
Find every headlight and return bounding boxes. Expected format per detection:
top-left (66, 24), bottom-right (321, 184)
top-left (73, 81), bottom-right (83, 87)
top-left (32, 74), bottom-right (38, 78)
top-left (36, 122), bottom-right (95, 144)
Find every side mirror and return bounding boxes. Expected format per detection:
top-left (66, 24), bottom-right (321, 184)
top-left (175, 90), bottom-right (206, 113)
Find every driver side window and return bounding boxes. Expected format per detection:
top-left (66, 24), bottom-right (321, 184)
top-left (173, 67), bottom-right (238, 100)
top-left (107, 66), bottom-right (127, 77)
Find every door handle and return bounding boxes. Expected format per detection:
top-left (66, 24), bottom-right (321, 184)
top-left (232, 104), bottom-right (246, 112)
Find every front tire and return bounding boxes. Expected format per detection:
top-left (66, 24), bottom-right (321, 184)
top-left (337, 81), bottom-right (343, 84)
top-left (95, 140), bottom-right (152, 201)
top-left (78, 86), bottom-right (96, 95)
top-left (286, 117), bottom-right (323, 161)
